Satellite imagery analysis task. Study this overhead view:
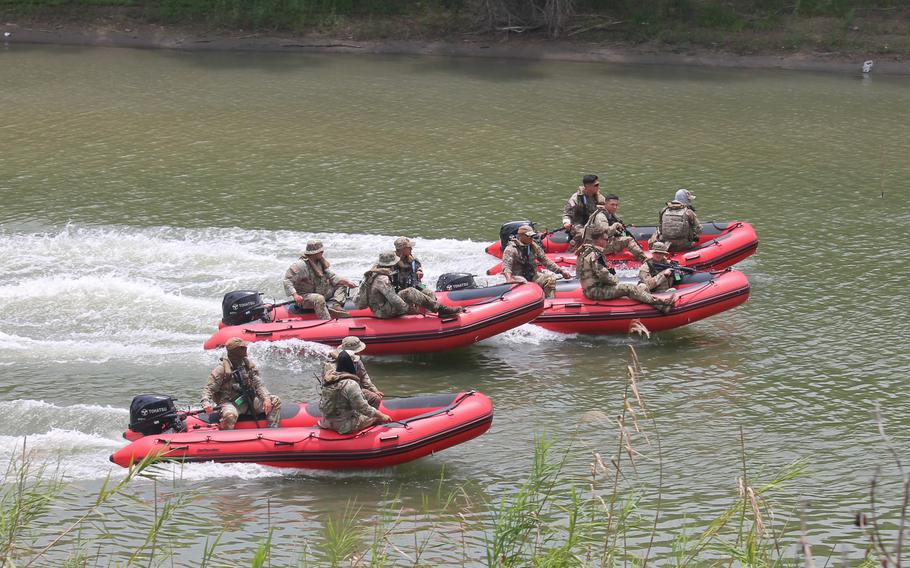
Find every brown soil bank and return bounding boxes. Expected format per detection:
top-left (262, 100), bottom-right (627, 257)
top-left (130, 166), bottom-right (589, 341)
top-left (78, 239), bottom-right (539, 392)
top-left (2, 2), bottom-right (909, 74)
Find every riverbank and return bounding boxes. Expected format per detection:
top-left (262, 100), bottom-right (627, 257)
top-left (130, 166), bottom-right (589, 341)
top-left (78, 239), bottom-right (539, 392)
top-left (3, 7), bottom-right (910, 74)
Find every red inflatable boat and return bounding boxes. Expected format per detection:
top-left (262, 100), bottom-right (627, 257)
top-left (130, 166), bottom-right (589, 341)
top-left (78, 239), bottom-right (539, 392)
top-left (111, 391), bottom-right (493, 470)
top-left (534, 269), bottom-right (750, 334)
top-left (204, 283), bottom-right (544, 355)
top-left (485, 221), bottom-right (758, 275)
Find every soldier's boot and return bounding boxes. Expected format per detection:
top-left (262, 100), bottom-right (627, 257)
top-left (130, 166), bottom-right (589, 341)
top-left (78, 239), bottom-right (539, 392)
top-left (436, 304), bottom-right (466, 316)
top-left (657, 294), bottom-right (677, 315)
top-left (326, 301), bottom-right (351, 319)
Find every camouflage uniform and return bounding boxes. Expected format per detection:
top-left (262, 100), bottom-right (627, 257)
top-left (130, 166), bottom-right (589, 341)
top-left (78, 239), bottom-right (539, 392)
top-left (501, 237), bottom-right (565, 298)
top-left (651, 202), bottom-right (702, 252)
top-left (583, 209), bottom-right (646, 260)
top-left (283, 256), bottom-right (348, 319)
top-left (355, 266), bottom-right (446, 319)
top-left (318, 371), bottom-right (384, 434)
top-left (201, 357), bottom-right (282, 429)
top-left (393, 255), bottom-right (437, 302)
top-left (576, 244), bottom-right (674, 312)
top-left (562, 187), bottom-right (605, 248)
top-left (638, 260), bottom-right (674, 293)
top-left (323, 354), bottom-right (381, 408)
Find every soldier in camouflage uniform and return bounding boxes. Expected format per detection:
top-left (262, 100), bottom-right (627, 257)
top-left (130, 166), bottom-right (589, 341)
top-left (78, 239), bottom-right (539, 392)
top-left (324, 336), bottom-right (383, 409)
top-left (318, 351), bottom-right (391, 434)
top-left (502, 225), bottom-right (572, 299)
top-left (392, 236), bottom-right (437, 302)
top-left (577, 229), bottom-right (675, 314)
top-left (582, 194), bottom-right (647, 261)
top-left (638, 241), bottom-right (675, 293)
top-left (649, 189), bottom-right (702, 252)
top-left (201, 338), bottom-right (282, 429)
top-left (283, 240), bottom-right (356, 319)
top-left (563, 174), bottom-right (606, 250)
top-left (355, 251), bottom-right (465, 319)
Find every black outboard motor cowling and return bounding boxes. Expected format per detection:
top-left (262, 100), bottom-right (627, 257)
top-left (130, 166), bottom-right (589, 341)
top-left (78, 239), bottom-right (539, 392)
top-left (222, 290), bottom-right (267, 325)
top-left (436, 273), bottom-right (478, 292)
top-left (128, 394), bottom-right (185, 436)
top-left (499, 220), bottom-right (534, 251)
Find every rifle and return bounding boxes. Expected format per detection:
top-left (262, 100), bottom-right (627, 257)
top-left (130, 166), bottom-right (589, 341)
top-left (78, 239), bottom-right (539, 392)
top-left (650, 261), bottom-right (697, 282)
top-left (231, 367), bottom-right (263, 428)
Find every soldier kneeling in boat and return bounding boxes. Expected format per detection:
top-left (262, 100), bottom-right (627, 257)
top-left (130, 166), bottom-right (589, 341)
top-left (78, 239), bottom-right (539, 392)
top-left (324, 336), bottom-right (383, 409)
top-left (319, 351), bottom-right (391, 434)
top-left (638, 242), bottom-right (676, 293)
top-left (202, 338), bottom-right (282, 429)
top-left (577, 229), bottom-right (675, 314)
top-left (283, 239), bottom-right (357, 319)
top-left (649, 189), bottom-right (702, 252)
top-left (355, 251), bottom-right (465, 319)
top-left (502, 225), bottom-right (572, 299)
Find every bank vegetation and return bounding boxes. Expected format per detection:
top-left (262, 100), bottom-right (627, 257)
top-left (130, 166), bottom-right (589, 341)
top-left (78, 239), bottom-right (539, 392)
top-left (2, 0), bottom-right (909, 56)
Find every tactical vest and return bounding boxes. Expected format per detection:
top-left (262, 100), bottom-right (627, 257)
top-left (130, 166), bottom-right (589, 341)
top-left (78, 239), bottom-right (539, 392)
top-left (660, 207), bottom-right (690, 240)
top-left (507, 240), bottom-right (540, 281)
top-left (319, 373), bottom-right (360, 418)
top-left (572, 193), bottom-right (600, 224)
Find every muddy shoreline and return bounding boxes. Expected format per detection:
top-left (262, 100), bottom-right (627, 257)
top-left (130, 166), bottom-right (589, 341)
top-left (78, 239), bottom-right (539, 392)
top-left (3, 20), bottom-right (909, 74)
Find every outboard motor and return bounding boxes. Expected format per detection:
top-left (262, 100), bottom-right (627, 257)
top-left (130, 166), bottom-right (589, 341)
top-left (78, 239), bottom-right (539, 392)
top-left (221, 290), bottom-right (268, 325)
top-left (499, 220), bottom-right (534, 250)
top-left (128, 394), bottom-right (186, 436)
top-left (436, 273), bottom-right (478, 292)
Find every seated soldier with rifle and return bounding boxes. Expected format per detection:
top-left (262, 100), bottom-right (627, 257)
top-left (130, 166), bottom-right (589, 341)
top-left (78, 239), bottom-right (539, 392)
top-left (355, 251), bottom-right (465, 319)
top-left (638, 241), bottom-right (698, 293)
top-left (582, 193), bottom-right (646, 260)
top-left (391, 237), bottom-right (436, 302)
top-left (202, 337), bottom-right (282, 429)
top-left (318, 351), bottom-right (391, 434)
top-left (576, 227), bottom-right (676, 314)
top-left (502, 225), bottom-right (572, 299)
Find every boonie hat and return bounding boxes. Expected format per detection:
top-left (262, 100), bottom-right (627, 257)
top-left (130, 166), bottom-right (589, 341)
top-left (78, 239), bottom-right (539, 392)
top-left (303, 239), bottom-right (324, 256)
top-left (517, 225), bottom-right (537, 238)
top-left (225, 337), bottom-right (248, 352)
top-left (377, 251), bottom-right (400, 267)
top-left (394, 237), bottom-right (413, 250)
top-left (650, 242), bottom-right (670, 255)
top-left (338, 335), bottom-right (367, 354)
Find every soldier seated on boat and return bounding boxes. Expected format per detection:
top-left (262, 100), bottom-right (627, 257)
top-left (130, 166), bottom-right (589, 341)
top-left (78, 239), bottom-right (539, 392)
top-left (638, 241), bottom-right (675, 293)
top-left (201, 338), bottom-right (282, 429)
top-left (649, 189), bottom-right (702, 252)
top-left (582, 193), bottom-right (647, 261)
top-left (577, 228), bottom-right (675, 314)
top-left (323, 336), bottom-right (383, 409)
top-left (563, 174), bottom-right (606, 251)
top-left (318, 351), bottom-right (391, 434)
top-left (391, 236), bottom-right (437, 302)
top-left (355, 251), bottom-right (465, 319)
top-left (283, 239), bottom-right (357, 320)
top-left (502, 225), bottom-right (572, 299)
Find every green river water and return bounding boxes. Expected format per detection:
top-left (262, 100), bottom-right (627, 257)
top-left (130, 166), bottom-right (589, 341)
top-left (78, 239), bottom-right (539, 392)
top-left (1, 45), bottom-right (909, 565)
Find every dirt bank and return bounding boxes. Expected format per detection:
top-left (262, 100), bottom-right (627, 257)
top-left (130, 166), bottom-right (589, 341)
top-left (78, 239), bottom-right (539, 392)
top-left (3, 18), bottom-right (908, 75)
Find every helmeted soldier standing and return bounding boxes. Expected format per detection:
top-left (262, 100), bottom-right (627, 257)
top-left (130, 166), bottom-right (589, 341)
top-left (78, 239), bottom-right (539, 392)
top-left (638, 241), bottom-right (675, 293)
top-left (318, 351), bottom-right (391, 434)
top-left (283, 239), bottom-right (356, 319)
top-left (562, 174), bottom-right (606, 250)
top-left (355, 252), bottom-right (465, 319)
top-left (201, 337), bottom-right (282, 429)
top-left (649, 189), bottom-right (702, 252)
top-left (391, 237), bottom-right (437, 302)
top-left (502, 225), bottom-right (572, 299)
top-left (582, 193), bottom-right (646, 261)
top-left (577, 228), bottom-right (675, 313)
top-left (324, 336), bottom-right (383, 409)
